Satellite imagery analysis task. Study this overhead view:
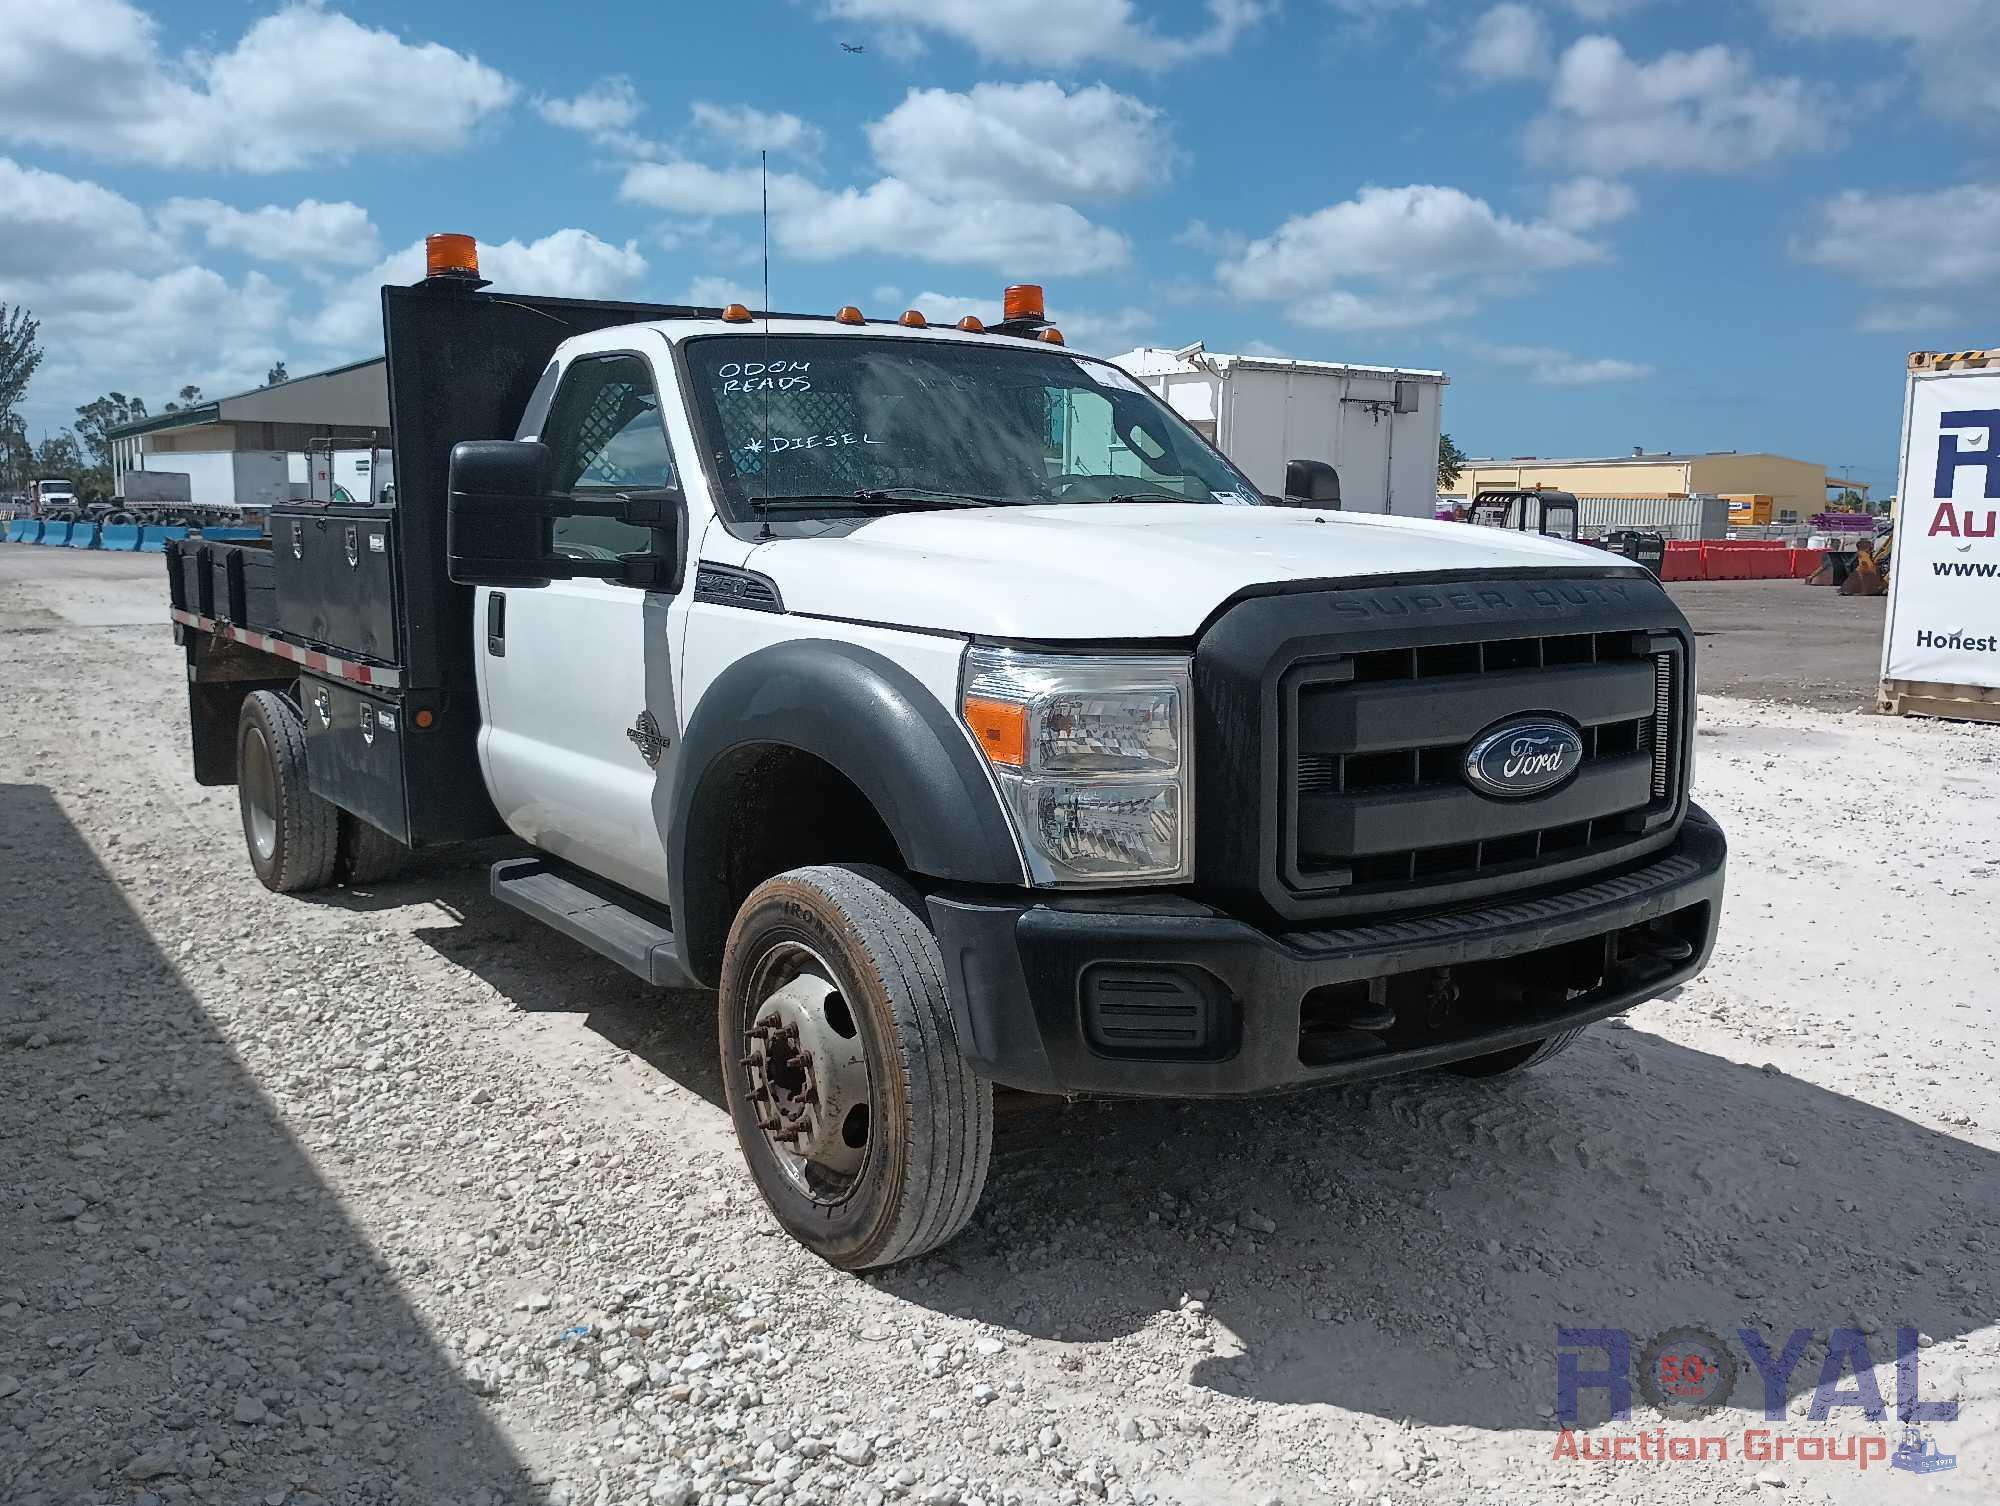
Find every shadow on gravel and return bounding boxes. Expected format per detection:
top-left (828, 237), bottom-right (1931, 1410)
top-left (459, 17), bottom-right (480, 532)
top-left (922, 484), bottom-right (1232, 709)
top-left (0, 783), bottom-right (530, 1505)
top-left (889, 1021), bottom-right (1999, 1432)
top-left (407, 867), bottom-right (726, 1110)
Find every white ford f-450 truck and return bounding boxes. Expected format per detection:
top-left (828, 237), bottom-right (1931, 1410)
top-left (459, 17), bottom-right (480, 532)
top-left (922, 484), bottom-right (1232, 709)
top-left (168, 238), bottom-right (1725, 1269)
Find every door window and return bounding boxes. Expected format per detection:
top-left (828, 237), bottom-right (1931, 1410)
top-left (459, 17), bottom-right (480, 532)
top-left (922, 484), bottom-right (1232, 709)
top-left (543, 354), bottom-right (675, 560)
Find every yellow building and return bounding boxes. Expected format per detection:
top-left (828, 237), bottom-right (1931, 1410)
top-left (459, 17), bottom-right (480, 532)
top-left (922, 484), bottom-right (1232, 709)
top-left (1442, 450), bottom-right (1863, 523)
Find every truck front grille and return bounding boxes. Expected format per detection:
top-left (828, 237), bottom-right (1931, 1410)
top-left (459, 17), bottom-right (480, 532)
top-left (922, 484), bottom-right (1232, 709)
top-left (1279, 630), bottom-right (1683, 912)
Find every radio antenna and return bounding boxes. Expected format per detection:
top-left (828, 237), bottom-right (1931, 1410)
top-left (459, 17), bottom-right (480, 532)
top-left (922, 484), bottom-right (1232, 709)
top-left (757, 148), bottom-right (774, 541)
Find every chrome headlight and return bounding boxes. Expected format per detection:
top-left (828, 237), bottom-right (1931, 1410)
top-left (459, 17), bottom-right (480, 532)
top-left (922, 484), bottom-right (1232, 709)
top-left (959, 647), bottom-right (1192, 886)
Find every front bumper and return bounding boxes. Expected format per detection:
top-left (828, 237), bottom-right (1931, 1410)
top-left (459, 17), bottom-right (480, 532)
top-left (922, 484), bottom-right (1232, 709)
top-left (928, 804), bottom-right (1725, 1097)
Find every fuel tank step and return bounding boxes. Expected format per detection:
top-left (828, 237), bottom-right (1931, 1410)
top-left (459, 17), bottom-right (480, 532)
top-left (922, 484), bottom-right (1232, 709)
top-left (489, 856), bottom-right (694, 988)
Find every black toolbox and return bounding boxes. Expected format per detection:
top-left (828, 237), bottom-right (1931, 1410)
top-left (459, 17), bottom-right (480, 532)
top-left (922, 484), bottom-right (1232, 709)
top-left (271, 506), bottom-right (399, 664)
top-left (166, 539), bottom-right (214, 617)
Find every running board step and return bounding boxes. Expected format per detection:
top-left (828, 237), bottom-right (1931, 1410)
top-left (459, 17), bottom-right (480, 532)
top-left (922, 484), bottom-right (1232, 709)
top-left (489, 857), bottom-right (695, 988)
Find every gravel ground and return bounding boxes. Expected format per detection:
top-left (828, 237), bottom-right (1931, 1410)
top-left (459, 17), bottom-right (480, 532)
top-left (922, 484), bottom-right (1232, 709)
top-left (2, 549), bottom-right (1997, 1506)
top-left (1669, 580), bottom-right (1887, 713)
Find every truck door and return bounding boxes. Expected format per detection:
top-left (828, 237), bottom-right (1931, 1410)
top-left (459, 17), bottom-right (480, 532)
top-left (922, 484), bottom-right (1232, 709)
top-left (475, 347), bottom-right (682, 902)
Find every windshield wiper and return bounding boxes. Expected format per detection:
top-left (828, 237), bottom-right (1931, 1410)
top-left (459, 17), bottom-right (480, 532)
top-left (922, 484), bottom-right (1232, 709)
top-left (1099, 491), bottom-right (1194, 505)
top-left (752, 488), bottom-right (1017, 512)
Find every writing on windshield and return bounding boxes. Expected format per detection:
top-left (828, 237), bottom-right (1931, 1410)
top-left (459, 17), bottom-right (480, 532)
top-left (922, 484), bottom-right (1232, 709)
top-left (683, 334), bottom-right (1260, 516)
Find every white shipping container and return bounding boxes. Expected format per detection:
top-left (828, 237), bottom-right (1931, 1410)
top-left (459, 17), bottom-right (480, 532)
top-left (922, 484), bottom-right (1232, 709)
top-left (1880, 350), bottom-right (2000, 721)
top-left (129, 451), bottom-right (291, 509)
top-left (1114, 346), bottom-right (1447, 518)
top-left (1569, 494), bottom-right (1730, 540)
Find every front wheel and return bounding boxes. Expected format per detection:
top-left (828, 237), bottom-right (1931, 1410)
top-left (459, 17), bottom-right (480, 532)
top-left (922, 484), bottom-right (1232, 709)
top-left (1446, 1026), bottom-right (1586, 1077)
top-left (718, 864), bottom-right (992, 1270)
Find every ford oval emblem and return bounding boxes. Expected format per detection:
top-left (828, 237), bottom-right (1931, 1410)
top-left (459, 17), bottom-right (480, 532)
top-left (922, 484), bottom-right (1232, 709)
top-left (1464, 718), bottom-right (1583, 799)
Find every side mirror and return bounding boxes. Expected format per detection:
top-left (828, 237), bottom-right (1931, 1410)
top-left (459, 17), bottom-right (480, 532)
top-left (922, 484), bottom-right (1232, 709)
top-left (1283, 458), bottom-right (1341, 509)
top-left (448, 441), bottom-right (561, 587)
top-left (447, 440), bottom-right (681, 589)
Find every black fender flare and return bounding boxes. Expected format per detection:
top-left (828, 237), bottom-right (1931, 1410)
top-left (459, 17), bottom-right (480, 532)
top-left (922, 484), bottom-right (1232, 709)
top-left (663, 639), bottom-right (1025, 984)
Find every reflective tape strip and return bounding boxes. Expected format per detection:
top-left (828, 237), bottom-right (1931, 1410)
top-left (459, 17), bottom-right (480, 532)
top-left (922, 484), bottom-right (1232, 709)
top-left (169, 609), bottom-right (402, 689)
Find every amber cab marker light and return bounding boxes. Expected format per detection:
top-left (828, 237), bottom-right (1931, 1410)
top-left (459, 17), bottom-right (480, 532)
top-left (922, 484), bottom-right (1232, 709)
top-left (1002, 284), bottom-right (1045, 323)
top-left (414, 707), bottom-right (436, 730)
top-left (1039, 327), bottom-right (1065, 346)
top-left (721, 302), bottom-right (755, 324)
top-left (962, 697), bottom-right (1028, 768)
top-left (899, 308), bottom-right (927, 328)
top-left (425, 232), bottom-right (480, 280)
top-left (835, 304), bottom-right (866, 325)
top-left (957, 315), bottom-right (986, 333)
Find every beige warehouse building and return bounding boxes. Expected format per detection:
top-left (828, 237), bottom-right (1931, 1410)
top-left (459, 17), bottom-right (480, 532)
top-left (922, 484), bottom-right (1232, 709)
top-left (1443, 450), bottom-right (1861, 523)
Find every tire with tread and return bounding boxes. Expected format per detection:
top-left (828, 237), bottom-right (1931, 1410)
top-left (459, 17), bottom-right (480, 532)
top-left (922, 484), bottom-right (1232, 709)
top-left (237, 690), bottom-right (338, 893)
top-left (336, 812), bottom-right (408, 885)
top-left (1446, 1026), bottom-right (1586, 1078)
top-left (718, 863), bottom-right (992, 1270)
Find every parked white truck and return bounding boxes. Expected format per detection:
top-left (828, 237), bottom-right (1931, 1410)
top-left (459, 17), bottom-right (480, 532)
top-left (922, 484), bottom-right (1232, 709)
top-left (169, 239), bottom-right (1724, 1269)
top-left (1115, 344), bottom-right (1446, 517)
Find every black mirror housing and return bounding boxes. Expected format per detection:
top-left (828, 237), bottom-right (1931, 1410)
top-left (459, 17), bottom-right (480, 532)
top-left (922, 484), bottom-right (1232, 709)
top-left (448, 440), bottom-right (562, 587)
top-left (447, 440), bottom-right (684, 590)
top-left (1283, 458), bottom-right (1342, 509)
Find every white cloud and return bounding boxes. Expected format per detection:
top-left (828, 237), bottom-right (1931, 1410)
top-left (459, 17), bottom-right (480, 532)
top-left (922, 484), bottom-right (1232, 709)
top-left (1218, 184), bottom-right (1605, 331)
top-left (818, 0), bottom-right (1270, 69)
top-left (868, 82), bottom-right (1173, 201)
top-left (536, 77), bottom-right (643, 137)
top-left (784, 180), bottom-right (1129, 275)
top-left (691, 102), bottom-right (825, 160)
top-left (1795, 183), bottom-right (2000, 330)
top-left (298, 230), bottom-right (649, 355)
top-left (158, 198), bottom-right (381, 267)
top-left (1461, 5), bottom-right (1551, 83)
top-left (679, 276), bottom-right (762, 308)
top-left (1762, 0), bottom-right (1998, 121)
top-left (0, 0), bottom-right (515, 172)
top-left (1464, 340), bottom-right (1655, 384)
top-left (0, 157), bottom-right (166, 277)
top-left (618, 161), bottom-right (811, 218)
top-left (1545, 175), bottom-right (1638, 231)
top-left (12, 265), bottom-right (289, 435)
top-left (1526, 36), bottom-right (1834, 174)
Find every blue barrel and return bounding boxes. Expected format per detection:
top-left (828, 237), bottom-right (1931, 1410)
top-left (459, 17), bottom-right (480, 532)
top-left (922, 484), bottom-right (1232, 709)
top-left (138, 525), bottom-right (190, 553)
top-left (99, 523), bottom-right (142, 551)
top-left (41, 521), bottom-right (73, 546)
top-left (68, 522), bottom-right (101, 549)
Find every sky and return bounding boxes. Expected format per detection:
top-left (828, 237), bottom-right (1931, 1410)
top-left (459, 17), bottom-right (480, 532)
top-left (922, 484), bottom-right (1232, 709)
top-left (1, 0), bottom-right (1994, 495)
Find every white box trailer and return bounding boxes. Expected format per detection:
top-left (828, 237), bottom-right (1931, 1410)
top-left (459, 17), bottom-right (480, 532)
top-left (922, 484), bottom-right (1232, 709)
top-left (114, 469), bottom-right (193, 505)
top-left (1115, 345), bottom-right (1447, 517)
top-left (128, 451), bottom-right (291, 511)
top-left (1881, 348), bottom-right (2000, 723)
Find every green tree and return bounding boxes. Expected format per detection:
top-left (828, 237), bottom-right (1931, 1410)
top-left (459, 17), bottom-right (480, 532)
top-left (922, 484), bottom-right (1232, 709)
top-left (1437, 432), bottom-right (1467, 492)
top-left (265, 361), bottom-right (289, 386)
top-left (74, 391), bottom-right (149, 468)
top-left (164, 383), bottom-right (205, 412)
top-left (33, 430), bottom-right (83, 478)
top-left (0, 305), bottom-right (43, 491)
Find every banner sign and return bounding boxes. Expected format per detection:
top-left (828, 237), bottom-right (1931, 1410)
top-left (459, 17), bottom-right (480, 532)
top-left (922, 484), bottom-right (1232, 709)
top-left (1883, 370), bottom-right (2000, 690)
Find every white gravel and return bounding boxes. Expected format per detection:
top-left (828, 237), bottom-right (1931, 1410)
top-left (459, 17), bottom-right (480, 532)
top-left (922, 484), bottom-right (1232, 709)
top-left (2, 549), bottom-right (1997, 1506)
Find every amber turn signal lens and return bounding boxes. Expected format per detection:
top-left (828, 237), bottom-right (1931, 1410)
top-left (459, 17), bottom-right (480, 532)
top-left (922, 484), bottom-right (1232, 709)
top-left (962, 697), bottom-right (1028, 768)
top-left (898, 309), bottom-right (927, 328)
top-left (414, 707), bottom-right (436, 730)
top-left (1039, 327), bottom-right (1065, 346)
top-left (721, 302), bottom-right (754, 323)
top-left (1002, 284), bottom-right (1045, 323)
top-left (425, 233), bottom-right (480, 279)
top-left (835, 305), bottom-right (865, 325)
top-left (956, 315), bottom-right (985, 333)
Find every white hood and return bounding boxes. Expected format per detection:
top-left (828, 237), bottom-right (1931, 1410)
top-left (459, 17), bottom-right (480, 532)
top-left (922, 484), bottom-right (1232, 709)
top-left (749, 504), bottom-right (1641, 640)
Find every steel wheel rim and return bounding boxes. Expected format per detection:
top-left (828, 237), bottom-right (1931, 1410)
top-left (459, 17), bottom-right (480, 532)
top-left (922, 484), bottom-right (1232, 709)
top-left (741, 941), bottom-right (874, 1205)
top-left (241, 725), bottom-right (278, 864)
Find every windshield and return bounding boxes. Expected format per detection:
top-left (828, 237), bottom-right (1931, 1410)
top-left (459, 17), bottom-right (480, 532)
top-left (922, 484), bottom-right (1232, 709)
top-left (682, 334), bottom-right (1262, 518)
